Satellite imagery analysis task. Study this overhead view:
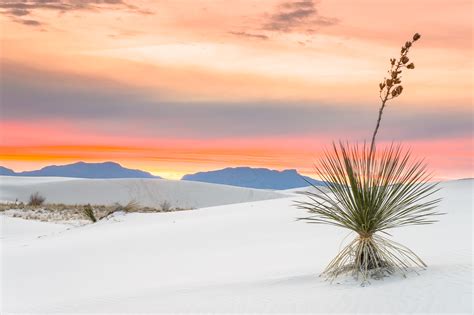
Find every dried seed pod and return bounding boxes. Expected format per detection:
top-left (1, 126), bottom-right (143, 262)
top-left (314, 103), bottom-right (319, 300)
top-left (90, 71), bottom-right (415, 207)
top-left (405, 41), bottom-right (412, 48)
top-left (379, 82), bottom-right (385, 90)
top-left (401, 56), bottom-right (409, 64)
top-left (391, 89), bottom-right (398, 97)
top-left (406, 63), bottom-right (415, 69)
top-left (413, 33), bottom-right (421, 41)
top-left (396, 85), bottom-right (403, 94)
top-left (390, 58), bottom-right (396, 65)
top-left (386, 79), bottom-right (393, 86)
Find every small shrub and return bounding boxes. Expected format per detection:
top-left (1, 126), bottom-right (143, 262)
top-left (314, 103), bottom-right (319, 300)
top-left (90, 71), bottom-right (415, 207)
top-left (28, 192), bottom-right (45, 206)
top-left (123, 199), bottom-right (140, 212)
top-left (105, 199), bottom-right (140, 217)
top-left (83, 204), bottom-right (97, 223)
top-left (160, 200), bottom-right (171, 212)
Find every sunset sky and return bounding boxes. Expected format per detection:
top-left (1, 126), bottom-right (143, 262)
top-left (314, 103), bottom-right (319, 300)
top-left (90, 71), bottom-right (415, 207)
top-left (1, 0), bottom-right (472, 179)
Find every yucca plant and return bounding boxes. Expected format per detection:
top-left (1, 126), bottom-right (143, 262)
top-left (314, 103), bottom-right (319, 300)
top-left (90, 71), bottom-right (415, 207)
top-left (298, 33), bottom-right (443, 282)
top-left (298, 143), bottom-right (441, 281)
top-left (83, 204), bottom-right (97, 223)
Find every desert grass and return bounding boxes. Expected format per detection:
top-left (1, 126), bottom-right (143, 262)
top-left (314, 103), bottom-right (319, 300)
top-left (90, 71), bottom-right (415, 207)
top-left (28, 192), bottom-right (46, 206)
top-left (123, 199), bottom-right (140, 212)
top-left (0, 201), bottom-right (192, 224)
top-left (110, 199), bottom-right (141, 213)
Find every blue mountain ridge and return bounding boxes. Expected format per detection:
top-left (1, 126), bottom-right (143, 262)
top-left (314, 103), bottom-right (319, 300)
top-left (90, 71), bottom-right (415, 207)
top-left (182, 167), bottom-right (324, 189)
top-left (0, 166), bottom-right (16, 176)
top-left (1, 162), bottom-right (159, 179)
top-left (1, 163), bottom-right (324, 189)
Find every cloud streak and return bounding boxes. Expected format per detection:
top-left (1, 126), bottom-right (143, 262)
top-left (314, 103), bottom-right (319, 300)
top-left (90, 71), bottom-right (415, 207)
top-left (0, 0), bottom-right (151, 26)
top-left (228, 31), bottom-right (269, 40)
top-left (20, 18), bottom-right (42, 26)
top-left (228, 1), bottom-right (337, 42)
top-left (263, 0), bottom-right (337, 32)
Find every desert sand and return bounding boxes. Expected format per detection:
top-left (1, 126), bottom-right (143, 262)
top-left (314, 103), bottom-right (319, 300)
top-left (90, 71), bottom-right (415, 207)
top-left (1, 177), bottom-right (472, 313)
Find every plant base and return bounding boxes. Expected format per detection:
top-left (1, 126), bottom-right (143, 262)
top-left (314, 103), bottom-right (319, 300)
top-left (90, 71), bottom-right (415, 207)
top-left (322, 234), bottom-right (426, 283)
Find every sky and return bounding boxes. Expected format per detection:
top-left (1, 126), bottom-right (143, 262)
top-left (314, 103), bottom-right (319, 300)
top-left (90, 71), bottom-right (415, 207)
top-left (0, 0), bottom-right (472, 180)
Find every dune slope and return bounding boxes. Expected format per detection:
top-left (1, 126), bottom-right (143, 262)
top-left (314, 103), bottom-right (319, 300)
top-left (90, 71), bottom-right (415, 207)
top-left (0, 176), bottom-right (286, 209)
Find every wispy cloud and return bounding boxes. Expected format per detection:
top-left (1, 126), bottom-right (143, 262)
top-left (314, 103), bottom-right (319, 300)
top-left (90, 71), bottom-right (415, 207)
top-left (9, 7), bottom-right (29, 16)
top-left (229, 1), bottom-right (337, 42)
top-left (0, 0), bottom-right (152, 27)
top-left (228, 31), bottom-right (269, 40)
top-left (20, 18), bottom-right (42, 26)
top-left (263, 0), bottom-right (337, 32)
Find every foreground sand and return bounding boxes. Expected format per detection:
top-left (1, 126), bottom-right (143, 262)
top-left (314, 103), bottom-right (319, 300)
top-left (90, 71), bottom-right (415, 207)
top-left (1, 179), bottom-right (472, 313)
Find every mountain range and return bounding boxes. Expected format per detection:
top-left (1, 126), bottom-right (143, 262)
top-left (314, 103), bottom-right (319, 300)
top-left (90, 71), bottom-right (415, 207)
top-left (0, 162), bottom-right (158, 179)
top-left (1, 162), bottom-right (323, 189)
top-left (182, 167), bottom-right (324, 189)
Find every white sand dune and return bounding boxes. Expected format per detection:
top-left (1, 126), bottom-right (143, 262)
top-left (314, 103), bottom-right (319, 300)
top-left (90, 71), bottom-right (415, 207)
top-left (1, 179), bottom-right (472, 313)
top-left (0, 216), bottom-right (69, 242)
top-left (282, 185), bottom-right (329, 194)
top-left (0, 176), bottom-right (287, 209)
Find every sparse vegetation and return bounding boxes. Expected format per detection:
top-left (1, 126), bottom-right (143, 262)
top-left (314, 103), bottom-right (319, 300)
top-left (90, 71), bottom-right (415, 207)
top-left (298, 33), bottom-right (442, 283)
top-left (28, 192), bottom-right (46, 206)
top-left (123, 199), bottom-right (140, 212)
top-left (112, 199), bottom-right (140, 213)
top-left (83, 204), bottom-right (97, 223)
top-left (0, 201), bottom-right (191, 224)
top-left (103, 199), bottom-right (141, 218)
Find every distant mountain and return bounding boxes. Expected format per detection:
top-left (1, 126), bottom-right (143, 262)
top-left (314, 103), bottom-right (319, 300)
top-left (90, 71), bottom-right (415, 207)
top-left (182, 167), bottom-right (325, 190)
top-left (0, 166), bottom-right (16, 176)
top-left (1, 162), bottom-right (160, 179)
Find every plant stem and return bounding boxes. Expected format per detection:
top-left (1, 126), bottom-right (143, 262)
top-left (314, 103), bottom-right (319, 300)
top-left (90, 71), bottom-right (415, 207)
top-left (370, 97), bottom-right (388, 154)
top-left (370, 88), bottom-right (392, 155)
top-left (370, 58), bottom-right (404, 154)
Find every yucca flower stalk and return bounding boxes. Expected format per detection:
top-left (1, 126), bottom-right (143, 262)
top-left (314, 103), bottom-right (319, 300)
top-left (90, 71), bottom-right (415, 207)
top-left (298, 33), bottom-right (442, 282)
top-left (371, 32), bottom-right (421, 153)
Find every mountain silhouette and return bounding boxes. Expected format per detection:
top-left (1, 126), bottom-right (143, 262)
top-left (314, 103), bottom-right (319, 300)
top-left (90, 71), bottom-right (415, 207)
top-left (182, 167), bottom-right (324, 189)
top-left (1, 162), bottom-right (159, 179)
top-left (0, 166), bottom-right (16, 176)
